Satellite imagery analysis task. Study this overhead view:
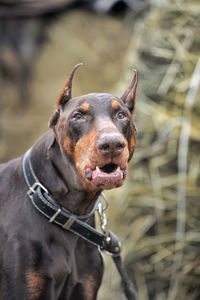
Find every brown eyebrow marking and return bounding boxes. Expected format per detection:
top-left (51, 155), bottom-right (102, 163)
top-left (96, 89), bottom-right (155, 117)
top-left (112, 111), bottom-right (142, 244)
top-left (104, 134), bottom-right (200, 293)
top-left (111, 100), bottom-right (120, 110)
top-left (80, 103), bottom-right (90, 112)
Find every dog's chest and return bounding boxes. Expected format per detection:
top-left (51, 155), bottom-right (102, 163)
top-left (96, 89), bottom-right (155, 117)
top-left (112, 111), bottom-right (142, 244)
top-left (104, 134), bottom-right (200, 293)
top-left (48, 236), bottom-right (104, 300)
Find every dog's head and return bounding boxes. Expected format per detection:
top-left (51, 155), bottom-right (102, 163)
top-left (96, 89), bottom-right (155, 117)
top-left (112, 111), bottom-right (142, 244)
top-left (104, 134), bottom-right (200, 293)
top-left (49, 64), bottom-right (138, 192)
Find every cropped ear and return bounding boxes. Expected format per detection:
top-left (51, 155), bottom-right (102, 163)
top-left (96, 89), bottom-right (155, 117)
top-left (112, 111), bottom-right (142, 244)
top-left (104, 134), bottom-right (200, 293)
top-left (48, 109), bottom-right (60, 128)
top-left (120, 69), bottom-right (138, 116)
top-left (56, 63), bottom-right (83, 109)
top-left (49, 63), bottom-right (83, 128)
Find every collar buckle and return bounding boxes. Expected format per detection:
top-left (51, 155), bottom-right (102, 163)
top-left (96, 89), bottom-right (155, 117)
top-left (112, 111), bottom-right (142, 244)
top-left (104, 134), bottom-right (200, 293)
top-left (27, 182), bottom-right (49, 198)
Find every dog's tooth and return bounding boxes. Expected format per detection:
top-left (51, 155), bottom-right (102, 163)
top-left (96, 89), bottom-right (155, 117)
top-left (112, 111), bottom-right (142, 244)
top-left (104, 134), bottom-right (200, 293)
top-left (117, 166), bottom-right (120, 172)
top-left (96, 166), bottom-right (101, 173)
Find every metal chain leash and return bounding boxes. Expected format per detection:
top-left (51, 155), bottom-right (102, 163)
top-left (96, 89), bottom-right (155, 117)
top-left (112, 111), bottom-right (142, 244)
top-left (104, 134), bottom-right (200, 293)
top-left (96, 192), bottom-right (138, 300)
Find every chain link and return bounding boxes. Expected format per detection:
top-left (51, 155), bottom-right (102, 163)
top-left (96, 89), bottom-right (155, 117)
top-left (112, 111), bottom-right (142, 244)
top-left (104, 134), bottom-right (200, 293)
top-left (97, 193), bottom-right (111, 242)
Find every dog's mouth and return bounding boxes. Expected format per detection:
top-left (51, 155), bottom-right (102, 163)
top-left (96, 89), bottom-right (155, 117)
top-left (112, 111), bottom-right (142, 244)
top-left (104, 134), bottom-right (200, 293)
top-left (84, 163), bottom-right (127, 190)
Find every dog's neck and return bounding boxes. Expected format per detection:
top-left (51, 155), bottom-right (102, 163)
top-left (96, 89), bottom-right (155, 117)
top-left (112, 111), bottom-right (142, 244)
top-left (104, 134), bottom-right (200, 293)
top-left (30, 131), bottom-right (101, 216)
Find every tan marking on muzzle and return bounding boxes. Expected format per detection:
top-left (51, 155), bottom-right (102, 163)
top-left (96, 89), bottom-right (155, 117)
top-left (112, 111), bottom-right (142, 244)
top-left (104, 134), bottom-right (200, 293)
top-left (64, 136), bottom-right (72, 155)
top-left (73, 128), bottom-right (100, 190)
top-left (129, 135), bottom-right (136, 156)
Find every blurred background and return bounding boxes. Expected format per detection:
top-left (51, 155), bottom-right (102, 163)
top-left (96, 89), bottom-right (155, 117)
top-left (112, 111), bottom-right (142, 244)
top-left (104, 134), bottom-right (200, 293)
top-left (0, 0), bottom-right (200, 299)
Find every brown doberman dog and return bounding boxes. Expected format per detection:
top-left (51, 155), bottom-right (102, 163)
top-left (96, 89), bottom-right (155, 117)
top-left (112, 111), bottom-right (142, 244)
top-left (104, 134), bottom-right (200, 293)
top-left (0, 64), bottom-right (138, 300)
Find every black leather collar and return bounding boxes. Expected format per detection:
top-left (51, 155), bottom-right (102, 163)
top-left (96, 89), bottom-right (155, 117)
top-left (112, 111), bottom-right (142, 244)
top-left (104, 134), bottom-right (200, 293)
top-left (22, 149), bottom-right (120, 255)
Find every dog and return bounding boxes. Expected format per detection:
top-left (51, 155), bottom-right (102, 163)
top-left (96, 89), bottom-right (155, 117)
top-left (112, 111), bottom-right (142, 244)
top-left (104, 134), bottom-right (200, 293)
top-left (0, 63), bottom-right (138, 300)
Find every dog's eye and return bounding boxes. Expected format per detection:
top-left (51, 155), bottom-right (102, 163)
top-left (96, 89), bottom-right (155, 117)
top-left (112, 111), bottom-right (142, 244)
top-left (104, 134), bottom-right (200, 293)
top-left (73, 112), bottom-right (84, 120)
top-left (117, 112), bottom-right (127, 119)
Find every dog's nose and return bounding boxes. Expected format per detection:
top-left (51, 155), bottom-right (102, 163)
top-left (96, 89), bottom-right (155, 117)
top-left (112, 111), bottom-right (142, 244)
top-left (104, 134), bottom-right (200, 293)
top-left (97, 134), bottom-right (126, 157)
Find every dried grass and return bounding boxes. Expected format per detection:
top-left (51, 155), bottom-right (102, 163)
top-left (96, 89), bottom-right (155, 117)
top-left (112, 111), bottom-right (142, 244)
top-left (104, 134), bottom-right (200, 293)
top-left (105, 1), bottom-right (200, 299)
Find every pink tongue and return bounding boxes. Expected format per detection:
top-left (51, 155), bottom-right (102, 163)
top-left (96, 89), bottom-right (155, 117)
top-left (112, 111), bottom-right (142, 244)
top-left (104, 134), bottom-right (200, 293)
top-left (92, 169), bottom-right (123, 190)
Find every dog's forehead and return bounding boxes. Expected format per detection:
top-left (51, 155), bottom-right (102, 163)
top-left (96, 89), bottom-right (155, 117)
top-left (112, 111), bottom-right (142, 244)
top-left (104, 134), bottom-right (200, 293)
top-left (68, 93), bottom-right (124, 110)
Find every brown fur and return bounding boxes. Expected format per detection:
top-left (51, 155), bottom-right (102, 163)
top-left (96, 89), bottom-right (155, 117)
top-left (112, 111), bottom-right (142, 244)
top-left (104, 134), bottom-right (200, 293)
top-left (111, 100), bottom-right (120, 110)
top-left (64, 136), bottom-right (73, 155)
top-left (80, 102), bottom-right (90, 112)
top-left (26, 270), bottom-right (44, 299)
top-left (84, 275), bottom-right (97, 300)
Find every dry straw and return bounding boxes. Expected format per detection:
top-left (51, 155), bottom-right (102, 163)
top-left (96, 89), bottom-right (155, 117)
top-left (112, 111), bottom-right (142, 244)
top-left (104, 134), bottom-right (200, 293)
top-left (108, 1), bottom-right (200, 299)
